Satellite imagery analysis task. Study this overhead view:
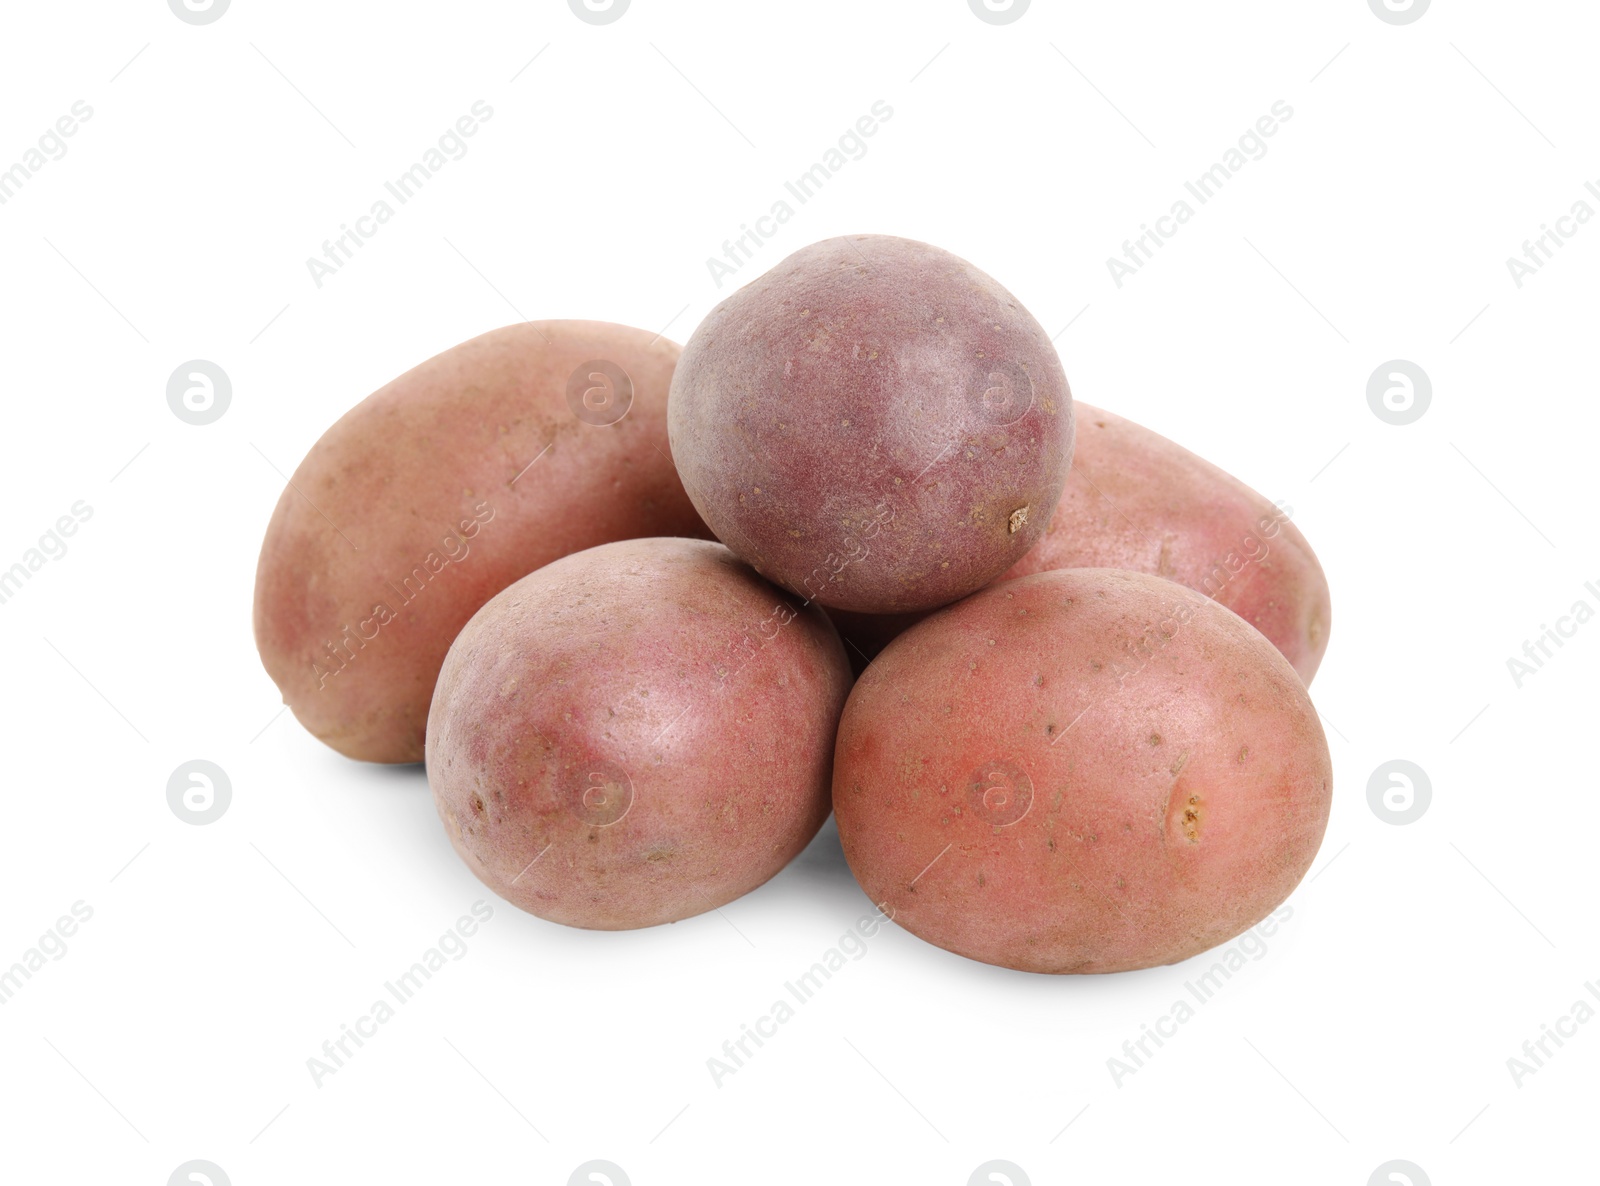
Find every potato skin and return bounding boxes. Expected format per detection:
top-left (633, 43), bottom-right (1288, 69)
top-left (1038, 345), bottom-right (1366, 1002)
top-left (668, 234), bottom-right (1074, 615)
top-left (832, 568), bottom-right (1332, 974)
top-left (1004, 405), bottom-right (1330, 683)
top-left (253, 321), bottom-right (709, 764)
top-left (829, 402), bottom-right (1332, 684)
top-left (426, 538), bottom-right (852, 930)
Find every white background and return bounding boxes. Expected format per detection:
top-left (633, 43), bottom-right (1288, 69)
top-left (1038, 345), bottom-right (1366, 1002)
top-left (1, 1), bottom-right (1594, 1183)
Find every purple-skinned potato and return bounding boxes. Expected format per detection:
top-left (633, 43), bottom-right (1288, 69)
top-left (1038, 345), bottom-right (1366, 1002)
top-left (669, 234), bottom-right (1074, 614)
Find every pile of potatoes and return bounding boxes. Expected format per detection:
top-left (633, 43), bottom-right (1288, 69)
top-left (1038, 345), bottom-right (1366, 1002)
top-left (254, 235), bottom-right (1333, 975)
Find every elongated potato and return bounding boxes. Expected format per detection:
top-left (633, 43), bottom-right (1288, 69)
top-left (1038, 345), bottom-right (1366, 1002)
top-left (253, 321), bottom-right (708, 763)
top-left (427, 537), bottom-right (851, 930)
top-left (833, 568), bottom-right (1333, 974)
top-left (829, 403), bottom-right (1332, 684)
top-left (669, 234), bottom-right (1075, 614)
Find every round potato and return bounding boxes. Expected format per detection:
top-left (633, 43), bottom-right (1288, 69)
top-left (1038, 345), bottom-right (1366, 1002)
top-left (426, 537), bottom-right (851, 930)
top-left (668, 234), bottom-right (1074, 614)
top-left (833, 568), bottom-right (1332, 974)
top-left (829, 402), bottom-right (1332, 684)
top-left (253, 321), bottom-right (709, 764)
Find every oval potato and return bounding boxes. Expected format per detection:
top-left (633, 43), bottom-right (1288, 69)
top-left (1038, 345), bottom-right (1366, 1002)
top-left (668, 234), bottom-right (1075, 614)
top-left (253, 321), bottom-right (708, 763)
top-left (427, 537), bottom-right (851, 929)
top-left (833, 568), bottom-right (1333, 974)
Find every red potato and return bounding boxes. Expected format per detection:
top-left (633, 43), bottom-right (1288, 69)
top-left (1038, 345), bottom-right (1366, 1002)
top-left (253, 321), bottom-right (709, 764)
top-left (830, 403), bottom-right (1332, 684)
top-left (832, 568), bottom-right (1333, 974)
top-left (1004, 405), bottom-right (1330, 681)
top-left (426, 538), bottom-right (852, 930)
top-left (668, 234), bottom-right (1075, 615)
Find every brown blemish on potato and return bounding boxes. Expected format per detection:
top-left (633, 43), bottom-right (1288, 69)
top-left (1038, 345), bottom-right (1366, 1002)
top-left (1008, 506), bottom-right (1029, 534)
top-left (1181, 797), bottom-right (1201, 841)
top-left (1165, 779), bottom-right (1203, 845)
top-left (1148, 733), bottom-right (1162, 746)
top-left (1238, 746), bottom-right (1250, 763)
